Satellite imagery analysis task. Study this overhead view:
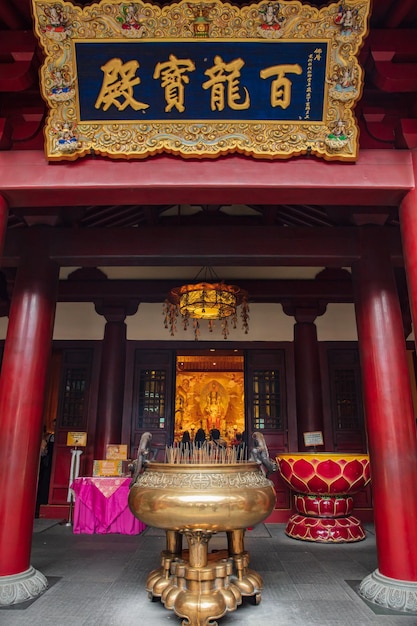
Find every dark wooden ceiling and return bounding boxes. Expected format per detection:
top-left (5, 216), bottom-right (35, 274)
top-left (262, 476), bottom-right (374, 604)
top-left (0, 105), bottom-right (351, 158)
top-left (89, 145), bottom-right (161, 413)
top-left (1, 0), bottom-right (416, 231)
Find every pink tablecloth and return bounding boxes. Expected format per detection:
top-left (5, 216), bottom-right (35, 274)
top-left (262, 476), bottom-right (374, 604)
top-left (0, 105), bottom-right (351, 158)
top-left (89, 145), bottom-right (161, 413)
top-left (70, 476), bottom-right (146, 535)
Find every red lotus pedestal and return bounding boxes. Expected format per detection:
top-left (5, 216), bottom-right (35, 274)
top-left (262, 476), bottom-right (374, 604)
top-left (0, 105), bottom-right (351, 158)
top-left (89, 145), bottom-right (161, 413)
top-left (277, 453), bottom-right (371, 543)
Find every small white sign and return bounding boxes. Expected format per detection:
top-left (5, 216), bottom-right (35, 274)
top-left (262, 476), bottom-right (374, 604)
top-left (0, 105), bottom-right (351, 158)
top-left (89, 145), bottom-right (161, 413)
top-left (303, 431), bottom-right (324, 447)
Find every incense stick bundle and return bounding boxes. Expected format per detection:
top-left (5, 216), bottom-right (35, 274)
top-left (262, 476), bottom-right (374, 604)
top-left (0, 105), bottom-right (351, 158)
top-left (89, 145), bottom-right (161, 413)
top-left (163, 441), bottom-right (248, 464)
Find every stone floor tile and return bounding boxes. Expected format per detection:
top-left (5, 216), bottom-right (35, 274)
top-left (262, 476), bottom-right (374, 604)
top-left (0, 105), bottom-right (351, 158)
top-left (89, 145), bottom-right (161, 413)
top-left (1, 522), bottom-right (416, 626)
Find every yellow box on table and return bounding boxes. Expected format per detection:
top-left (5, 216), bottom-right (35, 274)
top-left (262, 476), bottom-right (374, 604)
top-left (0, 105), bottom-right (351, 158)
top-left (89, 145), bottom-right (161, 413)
top-left (92, 460), bottom-right (124, 477)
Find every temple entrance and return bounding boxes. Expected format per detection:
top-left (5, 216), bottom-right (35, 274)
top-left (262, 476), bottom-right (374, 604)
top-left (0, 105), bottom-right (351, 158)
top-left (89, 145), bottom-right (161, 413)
top-left (174, 350), bottom-right (245, 445)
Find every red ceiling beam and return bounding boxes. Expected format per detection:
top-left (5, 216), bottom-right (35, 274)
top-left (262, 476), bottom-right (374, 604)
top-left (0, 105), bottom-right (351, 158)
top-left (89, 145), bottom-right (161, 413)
top-left (0, 149), bottom-right (413, 209)
top-left (1, 225), bottom-right (404, 268)
top-left (369, 53), bottom-right (417, 92)
top-left (0, 32), bottom-right (37, 92)
top-left (384, 1), bottom-right (417, 29)
top-left (0, 31), bottom-right (37, 58)
top-left (0, 6), bottom-right (26, 30)
top-left (0, 119), bottom-right (13, 150)
top-left (366, 29), bottom-right (417, 60)
top-left (397, 120), bottom-right (417, 150)
top-left (56, 277), bottom-right (354, 303)
top-left (364, 29), bottom-right (417, 94)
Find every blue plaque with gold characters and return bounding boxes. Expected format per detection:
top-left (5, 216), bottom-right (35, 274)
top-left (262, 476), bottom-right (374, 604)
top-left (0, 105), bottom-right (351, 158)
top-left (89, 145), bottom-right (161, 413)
top-left (32, 0), bottom-right (371, 161)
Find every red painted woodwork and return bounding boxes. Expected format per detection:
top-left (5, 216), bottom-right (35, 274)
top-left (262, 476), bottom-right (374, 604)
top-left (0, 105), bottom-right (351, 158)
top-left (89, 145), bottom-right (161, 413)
top-left (0, 56), bottom-right (36, 92)
top-left (0, 195), bottom-right (9, 256)
top-left (0, 4), bottom-right (28, 30)
top-left (94, 319), bottom-right (128, 459)
top-left (383, 1), bottom-right (417, 29)
top-left (47, 345), bottom-right (99, 507)
top-left (353, 229), bottom-right (417, 581)
top-left (39, 504), bottom-right (70, 519)
top-left (0, 118), bottom-right (13, 150)
top-left (293, 321), bottom-right (325, 450)
top-left (0, 224), bottom-right (405, 269)
top-left (0, 248), bottom-right (59, 576)
top-left (57, 276), bottom-right (354, 303)
top-left (400, 151), bottom-right (417, 340)
top-left (397, 120), bottom-right (417, 150)
top-left (283, 303), bottom-right (327, 450)
top-left (365, 29), bottom-right (417, 59)
top-left (368, 53), bottom-right (417, 92)
top-left (0, 149), bottom-right (413, 209)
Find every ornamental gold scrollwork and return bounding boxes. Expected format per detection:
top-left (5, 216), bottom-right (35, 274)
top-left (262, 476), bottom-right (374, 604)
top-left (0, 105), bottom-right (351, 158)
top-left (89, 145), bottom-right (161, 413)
top-left (136, 468), bottom-right (273, 489)
top-left (32, 0), bottom-right (371, 161)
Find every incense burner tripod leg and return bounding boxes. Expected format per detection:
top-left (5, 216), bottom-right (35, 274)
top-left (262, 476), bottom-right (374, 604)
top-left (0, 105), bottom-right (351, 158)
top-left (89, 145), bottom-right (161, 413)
top-left (227, 529), bottom-right (263, 603)
top-left (146, 530), bottom-right (182, 599)
top-left (160, 530), bottom-right (242, 626)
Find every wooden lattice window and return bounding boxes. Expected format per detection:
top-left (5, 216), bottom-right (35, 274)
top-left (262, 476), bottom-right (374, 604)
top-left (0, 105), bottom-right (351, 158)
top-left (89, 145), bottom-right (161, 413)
top-left (327, 348), bottom-right (365, 453)
top-left (61, 366), bottom-right (88, 429)
top-left (137, 369), bottom-right (166, 430)
top-left (333, 368), bottom-right (361, 431)
top-left (252, 369), bottom-right (282, 430)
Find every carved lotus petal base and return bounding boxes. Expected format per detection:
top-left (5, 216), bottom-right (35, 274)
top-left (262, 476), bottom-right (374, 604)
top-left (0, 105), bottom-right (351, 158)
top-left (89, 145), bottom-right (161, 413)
top-left (276, 453), bottom-right (371, 496)
top-left (277, 453), bottom-right (370, 544)
top-left (294, 494), bottom-right (354, 517)
top-left (0, 566), bottom-right (48, 606)
top-left (359, 569), bottom-right (417, 613)
top-left (285, 512), bottom-right (366, 543)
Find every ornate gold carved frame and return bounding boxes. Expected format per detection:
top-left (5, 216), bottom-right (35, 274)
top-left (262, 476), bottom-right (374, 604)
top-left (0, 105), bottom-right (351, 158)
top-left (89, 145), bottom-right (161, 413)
top-left (32, 0), bottom-right (371, 161)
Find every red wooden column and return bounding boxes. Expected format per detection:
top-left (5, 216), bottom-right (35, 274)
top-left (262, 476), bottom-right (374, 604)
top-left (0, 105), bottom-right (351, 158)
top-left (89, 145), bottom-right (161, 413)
top-left (400, 150), bottom-right (417, 341)
top-left (94, 301), bottom-right (138, 459)
top-left (353, 228), bottom-right (417, 611)
top-left (0, 195), bottom-right (9, 252)
top-left (283, 302), bottom-right (327, 450)
top-left (0, 194), bottom-right (9, 316)
top-left (0, 241), bottom-right (59, 605)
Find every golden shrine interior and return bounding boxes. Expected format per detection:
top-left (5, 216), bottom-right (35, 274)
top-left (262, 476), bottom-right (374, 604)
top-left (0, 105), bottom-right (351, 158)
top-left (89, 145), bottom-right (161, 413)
top-left (175, 353), bottom-right (245, 443)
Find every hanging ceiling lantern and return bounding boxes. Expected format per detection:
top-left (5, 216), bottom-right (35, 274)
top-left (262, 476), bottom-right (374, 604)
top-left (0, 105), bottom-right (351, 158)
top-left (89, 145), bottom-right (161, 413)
top-left (163, 268), bottom-right (249, 340)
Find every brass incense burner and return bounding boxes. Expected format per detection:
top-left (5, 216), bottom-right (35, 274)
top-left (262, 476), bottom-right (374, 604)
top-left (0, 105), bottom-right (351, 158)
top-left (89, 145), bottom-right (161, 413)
top-left (129, 457), bottom-right (276, 626)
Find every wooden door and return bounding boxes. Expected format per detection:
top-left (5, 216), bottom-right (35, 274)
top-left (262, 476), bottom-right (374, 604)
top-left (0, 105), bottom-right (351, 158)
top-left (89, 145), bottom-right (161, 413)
top-left (129, 348), bottom-right (175, 461)
top-left (245, 347), bottom-right (294, 516)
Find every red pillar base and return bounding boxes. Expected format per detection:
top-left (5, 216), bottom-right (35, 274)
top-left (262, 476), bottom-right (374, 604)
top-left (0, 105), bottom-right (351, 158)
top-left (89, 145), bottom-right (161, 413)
top-left (359, 570), bottom-right (417, 613)
top-left (0, 566), bottom-right (48, 606)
